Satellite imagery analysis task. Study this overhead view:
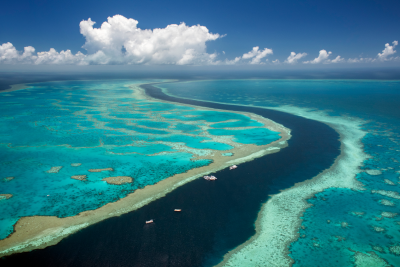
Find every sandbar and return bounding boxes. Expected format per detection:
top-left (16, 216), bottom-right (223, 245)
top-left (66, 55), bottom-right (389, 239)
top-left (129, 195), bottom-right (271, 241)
top-left (0, 82), bottom-right (291, 258)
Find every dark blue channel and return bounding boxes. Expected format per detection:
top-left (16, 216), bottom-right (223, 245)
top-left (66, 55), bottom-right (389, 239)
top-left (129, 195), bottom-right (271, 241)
top-left (1, 82), bottom-right (340, 267)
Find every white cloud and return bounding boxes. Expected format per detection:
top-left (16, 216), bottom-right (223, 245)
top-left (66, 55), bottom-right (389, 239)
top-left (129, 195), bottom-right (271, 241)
top-left (241, 46), bottom-right (273, 64)
top-left (242, 47), bottom-right (261, 59)
top-left (348, 57), bottom-right (374, 63)
top-left (303, 50), bottom-right (332, 64)
top-left (0, 42), bottom-right (85, 65)
top-left (377, 40), bottom-right (398, 61)
top-left (225, 56), bottom-right (241, 65)
top-left (1, 17), bottom-right (399, 67)
top-left (328, 55), bottom-right (344, 63)
top-left (80, 15), bottom-right (222, 65)
top-left (224, 46), bottom-right (272, 65)
top-left (347, 41), bottom-right (398, 63)
top-left (0, 15), bottom-right (222, 65)
top-left (0, 42), bottom-right (21, 63)
top-left (35, 49), bottom-right (86, 64)
top-left (284, 52), bottom-right (307, 64)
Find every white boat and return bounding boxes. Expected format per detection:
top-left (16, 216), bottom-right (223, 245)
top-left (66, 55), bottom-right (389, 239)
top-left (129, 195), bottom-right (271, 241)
top-left (203, 175), bottom-right (217, 181)
top-left (146, 219), bottom-right (153, 224)
top-left (229, 165), bottom-right (238, 170)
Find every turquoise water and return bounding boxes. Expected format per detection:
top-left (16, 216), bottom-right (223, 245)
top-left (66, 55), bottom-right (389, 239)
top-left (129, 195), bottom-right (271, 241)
top-left (160, 79), bottom-right (400, 266)
top-left (0, 80), bottom-right (281, 240)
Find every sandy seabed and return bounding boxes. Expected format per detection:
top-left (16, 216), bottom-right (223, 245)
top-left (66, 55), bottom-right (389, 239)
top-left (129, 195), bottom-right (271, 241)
top-left (0, 82), bottom-right (291, 257)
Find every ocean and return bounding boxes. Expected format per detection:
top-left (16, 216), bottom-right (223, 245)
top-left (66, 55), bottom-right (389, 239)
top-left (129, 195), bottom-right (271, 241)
top-left (159, 79), bottom-right (400, 266)
top-left (1, 80), bottom-right (339, 266)
top-left (2, 78), bottom-right (399, 266)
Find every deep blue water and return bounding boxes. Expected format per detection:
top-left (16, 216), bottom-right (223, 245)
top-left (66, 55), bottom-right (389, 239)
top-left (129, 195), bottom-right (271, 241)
top-left (1, 82), bottom-right (340, 266)
top-left (160, 79), bottom-right (400, 266)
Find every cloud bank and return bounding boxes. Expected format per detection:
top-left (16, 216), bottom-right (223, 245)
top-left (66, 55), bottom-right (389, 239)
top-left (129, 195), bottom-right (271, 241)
top-left (0, 15), bottom-right (222, 65)
top-left (0, 14), bottom-right (398, 66)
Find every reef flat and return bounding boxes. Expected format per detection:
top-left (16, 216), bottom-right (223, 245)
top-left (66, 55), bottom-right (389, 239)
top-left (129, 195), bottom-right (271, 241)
top-left (0, 80), bottom-right (290, 257)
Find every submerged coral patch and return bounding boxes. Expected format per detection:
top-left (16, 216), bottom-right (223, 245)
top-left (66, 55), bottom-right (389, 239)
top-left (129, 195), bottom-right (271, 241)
top-left (88, 168), bottom-right (114, 173)
top-left (46, 166), bottom-right (63, 173)
top-left (71, 163), bottom-right (82, 167)
top-left (0, 194), bottom-right (12, 200)
top-left (366, 170), bottom-right (382, 176)
top-left (71, 175), bottom-right (87, 181)
top-left (102, 176), bottom-right (133, 185)
top-left (389, 245), bottom-right (400, 256)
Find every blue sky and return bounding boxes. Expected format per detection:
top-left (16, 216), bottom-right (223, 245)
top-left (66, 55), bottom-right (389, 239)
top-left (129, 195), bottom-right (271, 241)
top-left (1, 0), bottom-right (399, 67)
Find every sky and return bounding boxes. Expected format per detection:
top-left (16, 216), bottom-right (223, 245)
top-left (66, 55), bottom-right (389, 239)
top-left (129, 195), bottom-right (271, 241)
top-left (1, 0), bottom-right (399, 68)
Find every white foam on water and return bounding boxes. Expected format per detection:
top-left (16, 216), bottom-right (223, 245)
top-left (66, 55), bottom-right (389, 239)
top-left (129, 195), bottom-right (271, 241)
top-left (221, 105), bottom-right (369, 267)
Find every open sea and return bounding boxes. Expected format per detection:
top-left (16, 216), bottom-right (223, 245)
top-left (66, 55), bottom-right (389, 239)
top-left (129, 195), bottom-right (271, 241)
top-left (1, 79), bottom-right (400, 266)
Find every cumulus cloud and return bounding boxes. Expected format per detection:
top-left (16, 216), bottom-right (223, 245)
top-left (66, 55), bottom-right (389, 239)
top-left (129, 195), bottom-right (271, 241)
top-left (303, 50), bottom-right (332, 64)
top-left (80, 15), bottom-right (222, 65)
top-left (0, 42), bottom-right (85, 65)
top-left (241, 46), bottom-right (273, 64)
top-left (224, 46), bottom-right (272, 65)
top-left (284, 52), bottom-right (307, 64)
top-left (0, 15), bottom-right (222, 65)
top-left (225, 56), bottom-right (241, 65)
top-left (347, 41), bottom-right (398, 63)
top-left (0, 42), bottom-right (22, 63)
top-left (1, 17), bottom-right (399, 67)
top-left (377, 40), bottom-right (398, 61)
top-left (328, 55), bottom-right (344, 63)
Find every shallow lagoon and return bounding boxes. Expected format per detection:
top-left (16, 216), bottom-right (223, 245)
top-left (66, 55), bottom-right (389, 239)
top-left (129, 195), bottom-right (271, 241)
top-left (0, 80), bottom-right (281, 240)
